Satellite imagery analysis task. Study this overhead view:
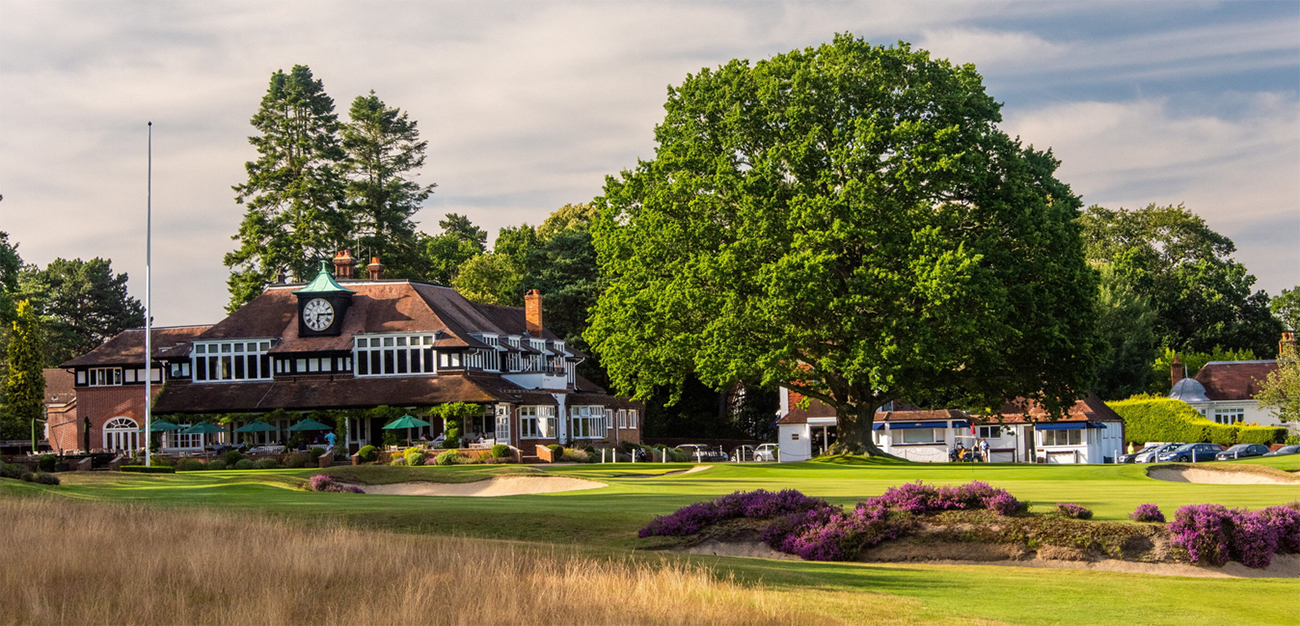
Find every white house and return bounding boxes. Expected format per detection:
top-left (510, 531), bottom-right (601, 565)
top-left (1167, 336), bottom-right (1295, 433)
top-left (775, 390), bottom-right (1125, 464)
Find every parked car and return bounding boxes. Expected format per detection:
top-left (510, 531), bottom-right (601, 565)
top-left (676, 444), bottom-right (728, 462)
top-left (1157, 443), bottom-right (1224, 463)
top-left (753, 443), bottom-right (779, 462)
top-left (731, 445), bottom-right (756, 462)
top-left (1214, 443), bottom-right (1273, 461)
top-left (1135, 443), bottom-right (1183, 464)
top-left (1262, 445), bottom-right (1300, 457)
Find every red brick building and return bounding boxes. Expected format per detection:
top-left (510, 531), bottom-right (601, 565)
top-left (59, 254), bottom-right (642, 453)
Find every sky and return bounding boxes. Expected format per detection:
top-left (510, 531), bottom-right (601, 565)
top-left (1, 0), bottom-right (1297, 326)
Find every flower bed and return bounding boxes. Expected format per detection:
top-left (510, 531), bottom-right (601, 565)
top-left (1170, 502), bottom-right (1300, 568)
top-left (308, 475), bottom-right (364, 494)
top-left (640, 481), bottom-right (1025, 562)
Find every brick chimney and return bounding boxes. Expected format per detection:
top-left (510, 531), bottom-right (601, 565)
top-left (1170, 353), bottom-right (1185, 386)
top-left (366, 256), bottom-right (384, 280)
top-left (333, 250), bottom-right (355, 278)
top-left (525, 289), bottom-right (543, 336)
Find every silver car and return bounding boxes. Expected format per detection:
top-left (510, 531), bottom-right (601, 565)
top-left (1135, 443), bottom-right (1182, 464)
top-left (753, 443), bottom-right (779, 462)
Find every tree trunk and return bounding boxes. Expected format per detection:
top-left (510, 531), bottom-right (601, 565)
top-left (829, 403), bottom-right (896, 458)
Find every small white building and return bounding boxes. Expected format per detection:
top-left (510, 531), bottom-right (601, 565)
top-left (1168, 354), bottom-right (1294, 433)
top-left (775, 390), bottom-right (1125, 464)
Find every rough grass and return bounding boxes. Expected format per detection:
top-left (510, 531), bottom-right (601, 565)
top-left (0, 497), bottom-right (835, 626)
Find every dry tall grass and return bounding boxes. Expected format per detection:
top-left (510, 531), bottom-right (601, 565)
top-left (0, 498), bottom-right (834, 626)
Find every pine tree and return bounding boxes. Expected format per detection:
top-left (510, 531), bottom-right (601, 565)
top-left (17, 257), bottom-right (144, 366)
top-left (341, 92), bottom-right (435, 280)
top-left (226, 65), bottom-right (346, 310)
top-left (3, 300), bottom-right (44, 440)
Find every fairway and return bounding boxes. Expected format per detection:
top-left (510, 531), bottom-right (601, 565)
top-left (5, 457), bottom-right (1299, 626)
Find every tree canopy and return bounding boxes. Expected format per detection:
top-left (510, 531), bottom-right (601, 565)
top-left (227, 65), bottom-right (347, 309)
top-left (3, 300), bottom-right (44, 440)
top-left (586, 35), bottom-right (1102, 454)
top-left (17, 257), bottom-right (144, 367)
top-left (1092, 262), bottom-right (1157, 399)
top-left (1271, 287), bottom-right (1300, 333)
top-left (1079, 203), bottom-right (1282, 357)
top-left (342, 91), bottom-right (435, 280)
top-left (1256, 339), bottom-right (1299, 424)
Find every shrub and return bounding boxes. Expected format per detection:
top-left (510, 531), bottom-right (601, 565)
top-left (1130, 503), bottom-right (1166, 523)
top-left (284, 454), bottom-right (307, 469)
top-left (546, 444), bottom-right (563, 455)
top-left (490, 444), bottom-right (511, 459)
top-left (224, 450), bottom-right (243, 465)
top-left (120, 465), bottom-right (175, 474)
top-left (1229, 509), bottom-right (1279, 568)
top-left (29, 472), bottom-right (60, 485)
top-left (307, 474), bottom-right (364, 494)
top-left (206, 460), bottom-right (228, 471)
top-left (309, 448), bottom-right (326, 462)
top-left (640, 489), bottom-right (834, 538)
top-left (0, 462), bottom-right (25, 479)
top-left (357, 445), bottom-right (379, 463)
top-left (859, 481), bottom-right (1025, 516)
top-left (38, 455), bottom-right (57, 472)
top-left (561, 449), bottom-right (592, 463)
top-left (785, 506), bottom-right (912, 561)
top-left (435, 451), bottom-right (459, 466)
top-left (1285, 434), bottom-right (1299, 445)
top-left (254, 458), bottom-right (279, 469)
top-left (1110, 398), bottom-right (1286, 445)
top-left (1170, 504), bottom-right (1234, 566)
top-left (621, 441), bottom-right (641, 453)
top-left (176, 459), bottom-right (205, 472)
top-left (1055, 503), bottom-right (1093, 520)
top-left (1260, 505), bottom-right (1300, 553)
top-left (390, 457), bottom-right (408, 466)
top-left (233, 459), bottom-right (255, 470)
top-left (404, 448), bottom-right (426, 467)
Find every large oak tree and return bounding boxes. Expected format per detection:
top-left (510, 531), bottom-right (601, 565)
top-left (586, 35), bottom-right (1102, 455)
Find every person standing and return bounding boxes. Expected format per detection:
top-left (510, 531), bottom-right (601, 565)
top-left (978, 438), bottom-right (990, 463)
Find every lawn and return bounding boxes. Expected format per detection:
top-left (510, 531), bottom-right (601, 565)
top-left (5, 456), bottom-right (1299, 626)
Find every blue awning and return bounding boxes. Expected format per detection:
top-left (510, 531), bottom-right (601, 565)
top-left (1036, 422), bottom-right (1109, 431)
top-left (951, 420), bottom-right (970, 429)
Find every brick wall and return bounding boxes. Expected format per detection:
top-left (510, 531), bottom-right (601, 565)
top-left (77, 385), bottom-right (161, 452)
top-left (46, 405), bottom-right (81, 453)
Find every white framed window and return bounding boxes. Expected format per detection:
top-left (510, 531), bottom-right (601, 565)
top-left (1041, 429), bottom-right (1083, 446)
top-left (87, 367), bottom-right (123, 387)
top-left (570, 405), bottom-right (605, 439)
top-left (354, 334), bottom-right (436, 376)
top-left (438, 351), bottom-right (462, 369)
top-left (608, 409), bottom-right (617, 431)
top-left (1213, 407), bottom-right (1245, 424)
top-left (978, 426), bottom-right (1002, 439)
top-left (890, 428), bottom-right (942, 445)
top-left (193, 340), bottom-right (273, 382)
top-left (519, 406), bottom-right (555, 438)
top-left (102, 416), bottom-right (139, 451)
top-left (626, 409), bottom-right (638, 430)
top-left (168, 362), bottom-right (192, 378)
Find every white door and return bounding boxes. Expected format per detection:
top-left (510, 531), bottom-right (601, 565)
top-left (103, 416), bottom-right (139, 451)
top-left (495, 404), bottom-right (511, 446)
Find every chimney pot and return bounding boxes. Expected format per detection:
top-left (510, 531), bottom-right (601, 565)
top-left (525, 289), bottom-right (543, 336)
top-left (333, 249), bottom-right (355, 279)
top-left (367, 256), bottom-right (384, 280)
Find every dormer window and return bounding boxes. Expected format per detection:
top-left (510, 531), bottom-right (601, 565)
top-left (192, 341), bottom-right (273, 382)
top-left (354, 334), bottom-right (436, 376)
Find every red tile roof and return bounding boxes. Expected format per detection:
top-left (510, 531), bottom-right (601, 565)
top-left (60, 325), bottom-right (212, 367)
top-left (1193, 361), bottom-right (1278, 401)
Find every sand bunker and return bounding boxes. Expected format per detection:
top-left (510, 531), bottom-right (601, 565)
top-left (672, 541), bottom-right (1300, 578)
top-left (360, 475), bottom-right (606, 497)
top-left (1147, 465), bottom-right (1300, 485)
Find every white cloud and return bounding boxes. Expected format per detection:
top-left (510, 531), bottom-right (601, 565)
top-left (1003, 94), bottom-right (1300, 294)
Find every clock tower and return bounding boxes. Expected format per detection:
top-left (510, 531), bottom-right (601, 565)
top-left (292, 260), bottom-right (356, 337)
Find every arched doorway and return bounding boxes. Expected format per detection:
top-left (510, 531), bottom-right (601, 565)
top-left (103, 417), bottom-right (139, 452)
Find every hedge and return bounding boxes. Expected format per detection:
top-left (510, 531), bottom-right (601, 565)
top-left (1110, 398), bottom-right (1286, 445)
top-left (120, 465), bottom-right (175, 474)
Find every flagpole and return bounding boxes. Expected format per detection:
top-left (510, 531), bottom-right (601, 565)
top-left (145, 121), bottom-right (153, 467)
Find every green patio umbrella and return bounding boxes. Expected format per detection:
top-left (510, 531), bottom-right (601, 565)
top-left (181, 422), bottom-right (225, 454)
top-left (235, 420), bottom-right (279, 446)
top-left (382, 414), bottom-right (432, 446)
top-left (287, 418), bottom-right (333, 432)
top-left (137, 420), bottom-right (181, 433)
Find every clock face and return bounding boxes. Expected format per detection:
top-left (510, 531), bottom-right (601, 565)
top-left (302, 298), bottom-right (335, 331)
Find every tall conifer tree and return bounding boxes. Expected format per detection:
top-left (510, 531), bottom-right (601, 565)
top-left (226, 65), bottom-right (346, 310)
top-left (341, 92), bottom-right (435, 279)
top-left (3, 300), bottom-right (44, 440)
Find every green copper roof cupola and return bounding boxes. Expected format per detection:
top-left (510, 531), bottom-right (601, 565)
top-left (293, 259), bottom-right (355, 337)
top-left (293, 260), bottom-right (356, 295)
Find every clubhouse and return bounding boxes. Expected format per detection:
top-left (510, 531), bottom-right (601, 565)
top-left (52, 251), bottom-right (642, 455)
